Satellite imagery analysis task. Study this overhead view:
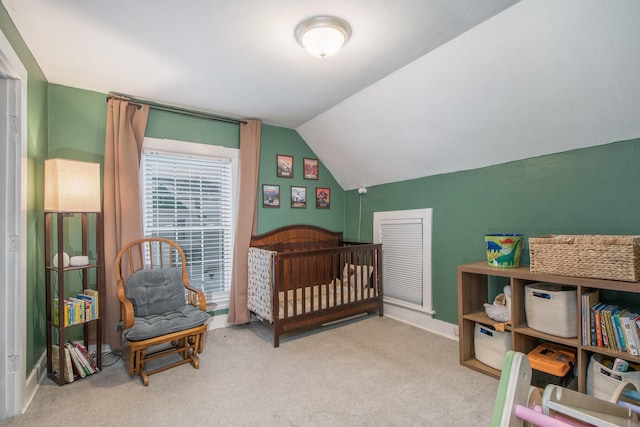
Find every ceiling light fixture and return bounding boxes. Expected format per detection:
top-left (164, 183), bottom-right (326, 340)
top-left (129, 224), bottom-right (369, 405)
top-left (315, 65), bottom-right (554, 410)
top-left (295, 16), bottom-right (351, 58)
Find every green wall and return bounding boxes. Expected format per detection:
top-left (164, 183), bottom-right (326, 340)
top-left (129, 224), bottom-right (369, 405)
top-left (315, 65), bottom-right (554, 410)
top-left (7, 2), bottom-right (640, 374)
top-left (47, 84), bottom-right (345, 235)
top-left (1, 4), bottom-right (49, 375)
top-left (346, 138), bottom-right (640, 324)
top-left (257, 125), bottom-right (344, 234)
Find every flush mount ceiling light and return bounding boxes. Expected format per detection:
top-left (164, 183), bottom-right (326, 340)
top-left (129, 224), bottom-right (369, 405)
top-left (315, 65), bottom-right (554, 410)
top-left (295, 16), bottom-right (351, 58)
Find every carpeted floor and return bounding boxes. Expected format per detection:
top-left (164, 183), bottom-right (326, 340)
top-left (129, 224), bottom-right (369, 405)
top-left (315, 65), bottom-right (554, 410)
top-left (3, 315), bottom-right (499, 426)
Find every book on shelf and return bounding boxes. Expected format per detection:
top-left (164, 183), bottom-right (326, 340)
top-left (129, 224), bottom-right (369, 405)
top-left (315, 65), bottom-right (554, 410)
top-left (83, 288), bottom-right (99, 318)
top-left (583, 290), bottom-right (599, 345)
top-left (613, 308), bottom-right (629, 353)
top-left (592, 302), bottom-right (605, 347)
top-left (68, 297), bottom-right (86, 324)
top-left (607, 306), bottom-right (620, 351)
top-left (65, 343), bottom-right (86, 378)
top-left (599, 304), bottom-right (612, 348)
top-left (621, 312), bottom-right (640, 356)
top-left (75, 293), bottom-right (96, 320)
top-left (586, 299), bottom-right (640, 356)
top-left (53, 294), bottom-right (99, 326)
top-left (52, 298), bottom-right (72, 327)
top-left (69, 341), bottom-right (99, 374)
top-left (51, 344), bottom-right (74, 382)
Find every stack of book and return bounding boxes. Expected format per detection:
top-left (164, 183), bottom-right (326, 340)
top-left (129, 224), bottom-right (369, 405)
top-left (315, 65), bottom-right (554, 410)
top-left (582, 290), bottom-right (640, 356)
top-left (53, 288), bottom-right (99, 326)
top-left (51, 341), bottom-right (99, 382)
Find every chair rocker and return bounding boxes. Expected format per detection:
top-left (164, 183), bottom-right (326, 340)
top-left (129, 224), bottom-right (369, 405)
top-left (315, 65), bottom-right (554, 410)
top-left (115, 237), bottom-right (211, 386)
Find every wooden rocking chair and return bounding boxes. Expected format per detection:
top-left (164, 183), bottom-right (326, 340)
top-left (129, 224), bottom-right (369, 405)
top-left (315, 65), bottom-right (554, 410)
top-left (115, 237), bottom-right (210, 385)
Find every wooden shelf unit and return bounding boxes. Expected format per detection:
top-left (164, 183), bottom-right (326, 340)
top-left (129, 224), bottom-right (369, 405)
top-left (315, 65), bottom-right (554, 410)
top-left (458, 261), bottom-right (640, 393)
top-left (45, 211), bottom-right (104, 385)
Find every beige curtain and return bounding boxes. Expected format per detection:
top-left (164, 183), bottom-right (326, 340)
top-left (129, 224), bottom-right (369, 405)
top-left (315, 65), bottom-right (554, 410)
top-left (103, 97), bottom-right (149, 349)
top-left (228, 119), bottom-right (262, 324)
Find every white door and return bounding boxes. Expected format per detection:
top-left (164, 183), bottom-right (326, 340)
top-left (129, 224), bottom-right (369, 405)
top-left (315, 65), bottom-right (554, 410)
top-left (0, 28), bottom-right (27, 421)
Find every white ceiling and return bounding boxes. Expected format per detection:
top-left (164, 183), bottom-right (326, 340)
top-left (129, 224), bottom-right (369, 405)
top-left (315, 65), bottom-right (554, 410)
top-left (4, 0), bottom-right (640, 190)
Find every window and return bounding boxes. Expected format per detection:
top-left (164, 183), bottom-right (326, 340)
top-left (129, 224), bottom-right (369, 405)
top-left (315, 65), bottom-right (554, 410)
top-left (374, 208), bottom-right (433, 314)
top-left (141, 138), bottom-right (239, 308)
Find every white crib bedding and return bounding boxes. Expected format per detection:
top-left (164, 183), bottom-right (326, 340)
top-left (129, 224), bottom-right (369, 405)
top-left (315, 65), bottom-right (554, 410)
top-left (278, 281), bottom-right (374, 319)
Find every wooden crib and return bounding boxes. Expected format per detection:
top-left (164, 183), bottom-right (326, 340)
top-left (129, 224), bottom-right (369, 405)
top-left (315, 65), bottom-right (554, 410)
top-left (247, 225), bottom-right (383, 347)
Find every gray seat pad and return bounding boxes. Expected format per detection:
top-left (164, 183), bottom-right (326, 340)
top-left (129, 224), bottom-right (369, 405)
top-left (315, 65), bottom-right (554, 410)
top-left (125, 304), bottom-right (210, 342)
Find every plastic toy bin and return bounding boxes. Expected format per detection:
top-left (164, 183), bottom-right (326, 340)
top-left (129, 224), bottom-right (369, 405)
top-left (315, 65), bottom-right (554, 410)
top-left (524, 282), bottom-right (577, 338)
top-left (527, 342), bottom-right (576, 389)
top-left (474, 322), bottom-right (512, 371)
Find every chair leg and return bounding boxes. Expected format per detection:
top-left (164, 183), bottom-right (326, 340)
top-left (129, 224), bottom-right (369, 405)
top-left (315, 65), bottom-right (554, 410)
top-left (140, 370), bottom-right (149, 386)
top-left (190, 334), bottom-right (201, 369)
top-left (129, 350), bottom-right (136, 375)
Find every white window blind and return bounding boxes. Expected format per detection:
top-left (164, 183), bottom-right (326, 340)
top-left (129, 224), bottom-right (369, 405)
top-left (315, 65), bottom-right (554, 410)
top-left (379, 219), bottom-right (424, 306)
top-left (374, 208), bottom-right (433, 314)
top-left (141, 150), bottom-right (233, 305)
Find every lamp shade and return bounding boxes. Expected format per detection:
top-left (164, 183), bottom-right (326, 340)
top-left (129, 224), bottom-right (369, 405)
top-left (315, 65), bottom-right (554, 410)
top-left (44, 158), bottom-right (101, 212)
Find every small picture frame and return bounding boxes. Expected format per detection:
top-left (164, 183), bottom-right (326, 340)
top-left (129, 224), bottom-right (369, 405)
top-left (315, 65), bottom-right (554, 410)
top-left (303, 158), bottom-right (319, 180)
top-left (291, 186), bottom-right (307, 208)
top-left (262, 184), bottom-right (280, 208)
top-left (316, 187), bottom-right (330, 209)
top-left (276, 154), bottom-right (293, 178)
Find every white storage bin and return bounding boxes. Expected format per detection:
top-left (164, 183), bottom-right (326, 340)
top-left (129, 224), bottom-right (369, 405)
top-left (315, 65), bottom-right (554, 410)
top-left (525, 282), bottom-right (577, 338)
top-left (587, 354), bottom-right (640, 401)
top-left (474, 323), bottom-right (512, 371)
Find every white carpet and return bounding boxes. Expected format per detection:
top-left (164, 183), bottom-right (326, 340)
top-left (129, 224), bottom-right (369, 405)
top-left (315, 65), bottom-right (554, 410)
top-left (4, 315), bottom-right (499, 426)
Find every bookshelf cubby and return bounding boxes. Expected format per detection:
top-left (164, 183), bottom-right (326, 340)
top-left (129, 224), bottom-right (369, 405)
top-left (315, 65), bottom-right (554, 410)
top-left (45, 212), bottom-right (104, 385)
top-left (458, 261), bottom-right (640, 393)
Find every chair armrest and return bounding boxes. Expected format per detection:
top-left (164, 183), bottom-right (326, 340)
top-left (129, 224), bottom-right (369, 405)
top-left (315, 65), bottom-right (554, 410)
top-left (117, 278), bottom-right (136, 329)
top-left (184, 281), bottom-right (207, 311)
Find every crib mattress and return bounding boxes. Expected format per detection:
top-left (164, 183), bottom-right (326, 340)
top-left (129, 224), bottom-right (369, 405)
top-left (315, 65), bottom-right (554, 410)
top-left (278, 281), bottom-right (374, 319)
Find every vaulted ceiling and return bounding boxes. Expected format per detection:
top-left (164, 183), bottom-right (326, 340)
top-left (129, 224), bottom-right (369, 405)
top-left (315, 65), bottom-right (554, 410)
top-left (4, 0), bottom-right (640, 190)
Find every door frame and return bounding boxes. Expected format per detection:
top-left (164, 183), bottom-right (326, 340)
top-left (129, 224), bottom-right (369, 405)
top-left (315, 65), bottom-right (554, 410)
top-left (0, 27), bottom-right (28, 421)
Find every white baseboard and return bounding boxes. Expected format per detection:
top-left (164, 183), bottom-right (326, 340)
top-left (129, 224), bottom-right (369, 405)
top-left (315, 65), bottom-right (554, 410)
top-left (383, 302), bottom-right (458, 341)
top-left (23, 351), bottom-right (46, 414)
top-left (208, 313), bottom-right (231, 330)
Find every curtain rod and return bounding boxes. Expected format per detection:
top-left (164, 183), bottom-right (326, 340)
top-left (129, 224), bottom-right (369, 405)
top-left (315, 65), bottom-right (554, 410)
top-left (107, 92), bottom-right (247, 125)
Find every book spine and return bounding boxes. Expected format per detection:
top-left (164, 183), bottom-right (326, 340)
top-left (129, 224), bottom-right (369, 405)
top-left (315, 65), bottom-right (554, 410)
top-left (84, 289), bottom-right (99, 318)
top-left (63, 346), bottom-right (74, 382)
top-left (605, 308), bottom-right (618, 350)
top-left (613, 312), bottom-right (628, 353)
top-left (590, 304), bottom-right (598, 346)
top-left (53, 298), bottom-right (59, 326)
top-left (595, 307), bottom-right (603, 347)
top-left (622, 314), bottom-right (639, 356)
top-left (600, 307), bottom-right (609, 348)
top-left (582, 293), bottom-right (587, 345)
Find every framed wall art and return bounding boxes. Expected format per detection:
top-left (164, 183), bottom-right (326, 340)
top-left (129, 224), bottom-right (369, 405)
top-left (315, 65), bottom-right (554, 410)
top-left (316, 187), bottom-right (330, 209)
top-left (262, 184), bottom-right (280, 208)
top-left (276, 154), bottom-right (293, 178)
top-left (303, 158), bottom-right (319, 180)
top-left (291, 186), bottom-right (307, 208)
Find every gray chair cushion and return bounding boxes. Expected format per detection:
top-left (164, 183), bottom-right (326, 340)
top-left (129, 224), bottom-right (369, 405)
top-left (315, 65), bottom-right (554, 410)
top-left (124, 305), bottom-right (210, 342)
top-left (125, 267), bottom-right (186, 317)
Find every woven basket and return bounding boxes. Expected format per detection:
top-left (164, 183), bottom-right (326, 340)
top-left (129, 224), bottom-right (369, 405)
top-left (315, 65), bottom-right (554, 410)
top-left (529, 235), bottom-right (640, 282)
